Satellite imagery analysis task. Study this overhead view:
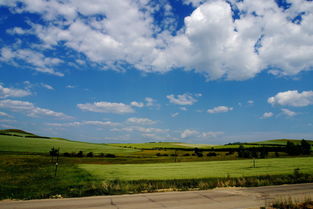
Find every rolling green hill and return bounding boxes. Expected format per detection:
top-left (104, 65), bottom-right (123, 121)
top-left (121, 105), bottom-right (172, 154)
top-left (1, 129), bottom-right (312, 154)
top-left (0, 129), bottom-right (137, 155)
top-left (255, 139), bottom-right (313, 145)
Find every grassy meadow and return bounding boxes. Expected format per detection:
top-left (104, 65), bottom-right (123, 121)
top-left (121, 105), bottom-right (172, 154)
top-left (79, 157), bottom-right (313, 181)
top-left (1, 129), bottom-right (313, 199)
top-left (0, 134), bottom-right (137, 155)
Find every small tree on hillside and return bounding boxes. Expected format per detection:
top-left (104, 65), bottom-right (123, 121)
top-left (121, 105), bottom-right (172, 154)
top-left (286, 141), bottom-right (301, 155)
top-left (237, 145), bottom-right (245, 158)
top-left (301, 139), bottom-right (311, 155)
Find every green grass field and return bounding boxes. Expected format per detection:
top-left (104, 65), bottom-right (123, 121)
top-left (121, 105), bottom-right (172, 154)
top-left (0, 135), bottom-right (137, 155)
top-left (256, 139), bottom-right (313, 145)
top-left (79, 157), bottom-right (313, 181)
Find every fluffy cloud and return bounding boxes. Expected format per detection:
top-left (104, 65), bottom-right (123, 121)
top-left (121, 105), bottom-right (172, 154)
top-left (166, 93), bottom-right (200, 105)
top-left (1, 0), bottom-right (313, 80)
top-left (261, 112), bottom-right (274, 119)
top-left (126, 117), bottom-right (156, 125)
top-left (171, 112), bottom-right (179, 118)
top-left (0, 47), bottom-right (64, 76)
top-left (181, 129), bottom-right (199, 139)
top-left (207, 106), bottom-right (233, 114)
top-left (48, 120), bottom-right (119, 127)
top-left (0, 99), bottom-right (70, 119)
top-left (268, 90), bottom-right (313, 107)
top-left (145, 97), bottom-right (157, 107)
top-left (201, 131), bottom-right (224, 138)
top-left (77, 101), bottom-right (135, 114)
top-left (0, 111), bottom-right (12, 118)
top-left (130, 101), bottom-right (144, 108)
top-left (113, 126), bottom-right (169, 134)
top-left (281, 108), bottom-right (297, 117)
top-left (41, 83), bottom-right (54, 90)
top-left (0, 84), bottom-right (31, 98)
top-left (181, 129), bottom-right (223, 139)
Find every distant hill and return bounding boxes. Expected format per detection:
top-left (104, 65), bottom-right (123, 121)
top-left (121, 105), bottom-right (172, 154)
top-left (254, 139), bottom-right (313, 145)
top-left (0, 129), bottom-right (36, 136)
top-left (0, 129), bottom-right (137, 154)
top-left (1, 129), bottom-right (312, 154)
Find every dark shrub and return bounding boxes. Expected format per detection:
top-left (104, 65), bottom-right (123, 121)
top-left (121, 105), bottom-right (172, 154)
top-left (63, 152), bottom-right (71, 157)
top-left (183, 153), bottom-right (190, 156)
top-left (301, 139), bottom-right (311, 155)
top-left (76, 151), bottom-right (84, 157)
top-left (207, 152), bottom-right (217, 157)
top-left (105, 154), bottom-right (116, 158)
top-left (87, 152), bottom-right (94, 157)
top-left (196, 152), bottom-right (203, 157)
top-left (156, 153), bottom-right (161, 156)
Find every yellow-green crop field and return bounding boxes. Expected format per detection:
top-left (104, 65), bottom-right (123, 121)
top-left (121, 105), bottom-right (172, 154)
top-left (79, 157), bottom-right (313, 181)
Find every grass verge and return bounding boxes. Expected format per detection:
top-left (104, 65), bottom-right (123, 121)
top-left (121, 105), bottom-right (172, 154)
top-left (268, 197), bottom-right (313, 209)
top-left (2, 154), bottom-right (313, 200)
top-left (0, 154), bottom-right (100, 200)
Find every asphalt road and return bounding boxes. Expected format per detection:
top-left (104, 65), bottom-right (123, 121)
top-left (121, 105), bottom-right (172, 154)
top-left (1, 183), bottom-right (313, 209)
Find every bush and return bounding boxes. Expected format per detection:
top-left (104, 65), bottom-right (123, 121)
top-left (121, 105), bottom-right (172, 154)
top-left (105, 154), bottom-right (116, 158)
top-left (156, 153), bottom-right (161, 156)
top-left (183, 153), bottom-right (190, 156)
top-left (196, 152), bottom-right (203, 157)
top-left (76, 151), bottom-right (84, 157)
top-left (63, 152), bottom-right (71, 157)
top-left (207, 152), bottom-right (217, 157)
top-left (87, 152), bottom-right (94, 157)
top-left (226, 151), bottom-right (234, 156)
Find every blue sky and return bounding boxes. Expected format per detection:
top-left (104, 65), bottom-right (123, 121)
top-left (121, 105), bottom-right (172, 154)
top-left (0, 0), bottom-right (313, 144)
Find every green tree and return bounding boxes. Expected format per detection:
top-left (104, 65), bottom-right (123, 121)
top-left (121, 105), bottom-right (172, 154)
top-left (301, 139), bottom-right (311, 155)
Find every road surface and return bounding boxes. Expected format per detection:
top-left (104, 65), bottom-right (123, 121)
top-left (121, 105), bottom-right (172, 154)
top-left (1, 183), bottom-right (313, 209)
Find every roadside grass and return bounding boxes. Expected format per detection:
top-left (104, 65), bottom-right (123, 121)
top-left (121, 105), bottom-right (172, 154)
top-left (2, 154), bottom-right (313, 199)
top-left (0, 154), bottom-right (102, 200)
top-left (79, 157), bottom-right (313, 181)
top-left (268, 197), bottom-right (313, 209)
top-left (0, 135), bottom-right (137, 155)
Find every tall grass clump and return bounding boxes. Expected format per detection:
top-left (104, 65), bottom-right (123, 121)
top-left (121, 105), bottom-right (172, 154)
top-left (269, 197), bottom-right (313, 209)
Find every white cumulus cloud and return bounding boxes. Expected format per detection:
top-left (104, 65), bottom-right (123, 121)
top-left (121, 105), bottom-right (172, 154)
top-left (126, 117), bottom-right (156, 125)
top-left (0, 111), bottom-right (12, 118)
top-left (261, 112), bottom-right (274, 119)
top-left (268, 90), bottom-right (313, 107)
top-left (281, 108), bottom-right (297, 117)
top-left (41, 83), bottom-right (54, 90)
top-left (167, 93), bottom-right (200, 105)
top-left (1, 0), bottom-right (313, 80)
top-left (180, 129), bottom-right (199, 139)
top-left (0, 84), bottom-right (31, 98)
top-left (207, 106), bottom-right (233, 114)
top-left (0, 47), bottom-right (64, 76)
top-left (48, 120), bottom-right (119, 127)
top-left (77, 101), bottom-right (135, 114)
top-left (130, 101), bottom-right (144, 108)
top-left (0, 99), bottom-right (70, 119)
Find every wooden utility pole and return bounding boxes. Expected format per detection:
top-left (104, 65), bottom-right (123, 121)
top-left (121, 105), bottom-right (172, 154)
top-left (54, 148), bottom-right (60, 177)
